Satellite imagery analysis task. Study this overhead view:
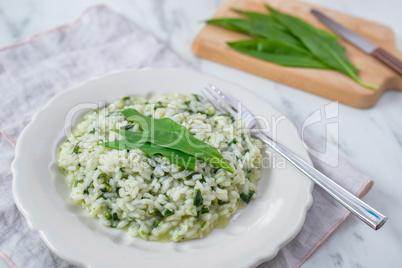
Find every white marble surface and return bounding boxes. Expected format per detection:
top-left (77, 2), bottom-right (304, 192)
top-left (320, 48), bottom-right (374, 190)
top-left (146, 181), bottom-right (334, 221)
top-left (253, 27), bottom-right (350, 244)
top-left (1, 0), bottom-right (401, 267)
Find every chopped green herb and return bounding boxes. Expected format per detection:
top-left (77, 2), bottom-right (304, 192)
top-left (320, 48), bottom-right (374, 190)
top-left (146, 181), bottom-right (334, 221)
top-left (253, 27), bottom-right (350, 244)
top-left (163, 209), bottom-right (175, 217)
top-left (89, 128), bottom-right (96, 134)
top-left (121, 124), bottom-right (134, 130)
top-left (240, 190), bottom-right (255, 204)
top-left (193, 189), bottom-right (203, 207)
top-left (148, 208), bottom-right (162, 216)
top-left (201, 206), bottom-right (209, 214)
top-left (103, 182), bottom-right (112, 192)
top-left (104, 211), bottom-right (112, 221)
top-left (184, 173), bottom-right (195, 180)
top-left (155, 101), bottom-right (164, 108)
top-left (122, 96), bottom-right (130, 101)
top-left (112, 212), bottom-right (119, 221)
top-left (201, 221), bottom-right (207, 228)
top-left (184, 100), bottom-right (191, 107)
top-left (218, 200), bottom-right (229, 205)
top-left (192, 94), bottom-right (201, 102)
top-left (98, 173), bottom-right (107, 180)
top-left (228, 138), bottom-right (238, 146)
top-left (152, 219), bottom-right (161, 229)
top-left (72, 142), bottom-right (80, 154)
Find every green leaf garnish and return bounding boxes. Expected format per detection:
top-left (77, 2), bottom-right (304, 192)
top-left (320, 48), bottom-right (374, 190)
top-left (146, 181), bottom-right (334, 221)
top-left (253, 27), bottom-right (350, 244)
top-left (100, 140), bottom-right (196, 171)
top-left (118, 109), bottom-right (233, 173)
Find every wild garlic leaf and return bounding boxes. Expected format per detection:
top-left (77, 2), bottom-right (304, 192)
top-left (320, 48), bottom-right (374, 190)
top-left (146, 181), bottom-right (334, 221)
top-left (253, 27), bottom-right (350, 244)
top-left (100, 109), bottom-right (234, 173)
top-left (113, 128), bottom-right (233, 173)
top-left (267, 6), bottom-right (377, 89)
top-left (231, 8), bottom-right (286, 29)
top-left (234, 7), bottom-right (337, 40)
top-left (228, 39), bottom-right (331, 68)
top-left (206, 6), bottom-right (377, 89)
top-left (119, 109), bottom-right (233, 173)
top-left (99, 140), bottom-right (196, 171)
top-left (206, 18), bottom-right (303, 49)
top-left (120, 109), bottom-right (181, 132)
top-left (266, 6), bottom-right (357, 72)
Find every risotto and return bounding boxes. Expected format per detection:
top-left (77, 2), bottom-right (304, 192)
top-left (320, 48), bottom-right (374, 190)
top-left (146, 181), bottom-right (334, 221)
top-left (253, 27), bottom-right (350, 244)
top-left (58, 93), bottom-right (262, 242)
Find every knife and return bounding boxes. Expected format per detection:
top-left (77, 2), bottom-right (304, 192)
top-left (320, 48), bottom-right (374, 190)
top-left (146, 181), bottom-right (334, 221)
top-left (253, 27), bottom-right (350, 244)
top-left (311, 9), bottom-right (402, 75)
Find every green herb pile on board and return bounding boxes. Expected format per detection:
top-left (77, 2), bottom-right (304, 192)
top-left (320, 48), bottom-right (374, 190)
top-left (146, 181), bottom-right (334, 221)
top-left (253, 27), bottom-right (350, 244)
top-left (206, 5), bottom-right (378, 89)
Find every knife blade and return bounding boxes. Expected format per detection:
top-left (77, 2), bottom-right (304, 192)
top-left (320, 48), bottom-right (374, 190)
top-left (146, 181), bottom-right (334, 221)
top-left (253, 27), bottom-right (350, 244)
top-left (311, 9), bottom-right (402, 75)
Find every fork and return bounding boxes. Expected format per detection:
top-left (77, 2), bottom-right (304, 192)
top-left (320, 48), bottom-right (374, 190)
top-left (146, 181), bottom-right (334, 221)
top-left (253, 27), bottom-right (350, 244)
top-left (202, 84), bottom-right (387, 230)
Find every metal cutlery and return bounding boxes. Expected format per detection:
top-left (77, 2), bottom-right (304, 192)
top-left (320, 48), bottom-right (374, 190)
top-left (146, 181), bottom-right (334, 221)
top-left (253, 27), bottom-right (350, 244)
top-left (311, 9), bottom-right (402, 75)
top-left (201, 84), bottom-right (387, 230)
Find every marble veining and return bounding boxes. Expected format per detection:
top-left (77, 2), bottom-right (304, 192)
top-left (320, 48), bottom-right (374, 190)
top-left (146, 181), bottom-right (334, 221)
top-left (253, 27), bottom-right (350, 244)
top-left (1, 0), bottom-right (402, 267)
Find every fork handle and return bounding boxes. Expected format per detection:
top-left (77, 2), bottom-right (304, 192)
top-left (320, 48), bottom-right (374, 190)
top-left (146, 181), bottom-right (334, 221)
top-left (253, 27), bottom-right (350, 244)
top-left (254, 130), bottom-right (387, 230)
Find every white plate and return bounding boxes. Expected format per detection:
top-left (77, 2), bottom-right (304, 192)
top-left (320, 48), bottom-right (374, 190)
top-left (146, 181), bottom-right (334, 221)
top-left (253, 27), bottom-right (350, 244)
top-left (12, 68), bottom-right (313, 268)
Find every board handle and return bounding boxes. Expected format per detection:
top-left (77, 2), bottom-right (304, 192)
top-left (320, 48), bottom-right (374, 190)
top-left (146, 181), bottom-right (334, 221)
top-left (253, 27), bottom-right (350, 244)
top-left (372, 47), bottom-right (402, 75)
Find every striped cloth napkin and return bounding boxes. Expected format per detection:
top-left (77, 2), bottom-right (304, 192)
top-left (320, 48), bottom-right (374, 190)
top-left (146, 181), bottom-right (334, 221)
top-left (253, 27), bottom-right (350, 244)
top-left (0, 6), bottom-right (373, 268)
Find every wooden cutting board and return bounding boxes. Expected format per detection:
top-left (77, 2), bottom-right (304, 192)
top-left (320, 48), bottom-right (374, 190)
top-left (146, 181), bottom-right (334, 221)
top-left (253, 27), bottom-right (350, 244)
top-left (192, 0), bottom-right (402, 108)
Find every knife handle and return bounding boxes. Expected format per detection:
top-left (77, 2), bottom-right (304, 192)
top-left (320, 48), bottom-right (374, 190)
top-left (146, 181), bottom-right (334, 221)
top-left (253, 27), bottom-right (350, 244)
top-left (372, 47), bottom-right (402, 75)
